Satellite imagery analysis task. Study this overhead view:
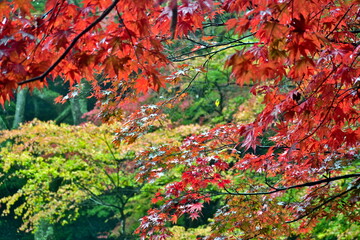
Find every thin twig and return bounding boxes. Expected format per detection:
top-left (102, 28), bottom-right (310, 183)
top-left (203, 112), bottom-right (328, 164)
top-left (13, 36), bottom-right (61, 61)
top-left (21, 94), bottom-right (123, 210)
top-left (169, 34), bottom-right (255, 61)
top-left (170, 42), bottom-right (256, 62)
top-left (325, 4), bottom-right (354, 38)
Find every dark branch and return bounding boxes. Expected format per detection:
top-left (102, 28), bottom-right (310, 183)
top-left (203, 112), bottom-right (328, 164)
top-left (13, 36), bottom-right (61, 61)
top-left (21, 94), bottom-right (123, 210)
top-left (325, 4), bottom-right (354, 38)
top-left (168, 34), bottom-right (255, 62)
top-left (18, 0), bottom-right (120, 85)
top-left (75, 182), bottom-right (123, 210)
top-left (170, 42), bottom-right (255, 62)
top-left (218, 173), bottom-right (360, 196)
top-left (202, 22), bottom-right (226, 29)
top-left (286, 186), bottom-right (356, 223)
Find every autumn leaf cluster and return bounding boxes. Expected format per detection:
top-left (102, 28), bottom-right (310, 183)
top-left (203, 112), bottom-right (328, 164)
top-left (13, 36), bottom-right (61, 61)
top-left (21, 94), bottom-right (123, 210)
top-left (0, 0), bottom-right (359, 239)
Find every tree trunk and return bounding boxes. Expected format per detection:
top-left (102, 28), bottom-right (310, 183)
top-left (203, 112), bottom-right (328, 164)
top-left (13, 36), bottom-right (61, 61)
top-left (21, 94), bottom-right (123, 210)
top-left (70, 96), bottom-right (87, 125)
top-left (12, 87), bottom-right (28, 129)
top-left (70, 83), bottom-right (88, 125)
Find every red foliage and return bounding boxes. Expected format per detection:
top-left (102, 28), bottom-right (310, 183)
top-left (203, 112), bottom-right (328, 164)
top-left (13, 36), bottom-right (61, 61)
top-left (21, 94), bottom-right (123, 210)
top-left (1, 0), bottom-right (359, 239)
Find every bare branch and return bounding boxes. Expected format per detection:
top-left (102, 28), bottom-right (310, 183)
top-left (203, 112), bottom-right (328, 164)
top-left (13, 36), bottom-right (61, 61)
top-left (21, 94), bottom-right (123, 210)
top-left (168, 34), bottom-right (256, 62)
top-left (170, 42), bottom-right (255, 62)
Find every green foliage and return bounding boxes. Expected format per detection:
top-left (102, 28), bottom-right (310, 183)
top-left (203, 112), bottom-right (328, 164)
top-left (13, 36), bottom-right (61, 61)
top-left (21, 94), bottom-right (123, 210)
top-left (0, 81), bottom-right (93, 130)
top-left (0, 120), bottom-right (141, 233)
top-left (31, 0), bottom-right (46, 13)
top-left (52, 200), bottom-right (120, 240)
top-left (0, 101), bottom-right (16, 130)
top-left (0, 169), bottom-right (32, 240)
top-left (165, 48), bottom-right (252, 125)
top-left (167, 225), bottom-right (211, 240)
top-left (0, 120), bottom-right (208, 238)
top-left (312, 214), bottom-right (360, 240)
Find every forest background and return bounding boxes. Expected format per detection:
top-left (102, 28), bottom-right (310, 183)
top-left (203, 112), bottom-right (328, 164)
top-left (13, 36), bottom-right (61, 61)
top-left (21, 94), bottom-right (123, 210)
top-left (0, 0), bottom-right (359, 239)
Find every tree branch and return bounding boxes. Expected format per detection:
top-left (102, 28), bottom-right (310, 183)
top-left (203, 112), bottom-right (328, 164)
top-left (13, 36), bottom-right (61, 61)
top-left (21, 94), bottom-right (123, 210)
top-left (18, 0), bottom-right (120, 85)
top-left (202, 22), bottom-right (226, 29)
top-left (170, 42), bottom-right (255, 62)
top-left (325, 4), bottom-right (354, 38)
top-left (286, 186), bottom-right (356, 223)
top-left (75, 182), bottom-right (123, 211)
top-left (168, 34), bottom-right (255, 62)
top-left (218, 173), bottom-right (360, 196)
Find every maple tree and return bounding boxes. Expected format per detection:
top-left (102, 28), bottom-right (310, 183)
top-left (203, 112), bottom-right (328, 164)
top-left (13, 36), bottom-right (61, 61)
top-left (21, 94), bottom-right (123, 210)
top-left (0, 120), bottom-right (206, 238)
top-left (1, 0), bottom-right (360, 239)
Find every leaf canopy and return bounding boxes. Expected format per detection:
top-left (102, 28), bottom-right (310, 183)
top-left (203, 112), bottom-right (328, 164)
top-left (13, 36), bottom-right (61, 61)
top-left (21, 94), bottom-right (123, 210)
top-left (0, 0), bottom-right (359, 239)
